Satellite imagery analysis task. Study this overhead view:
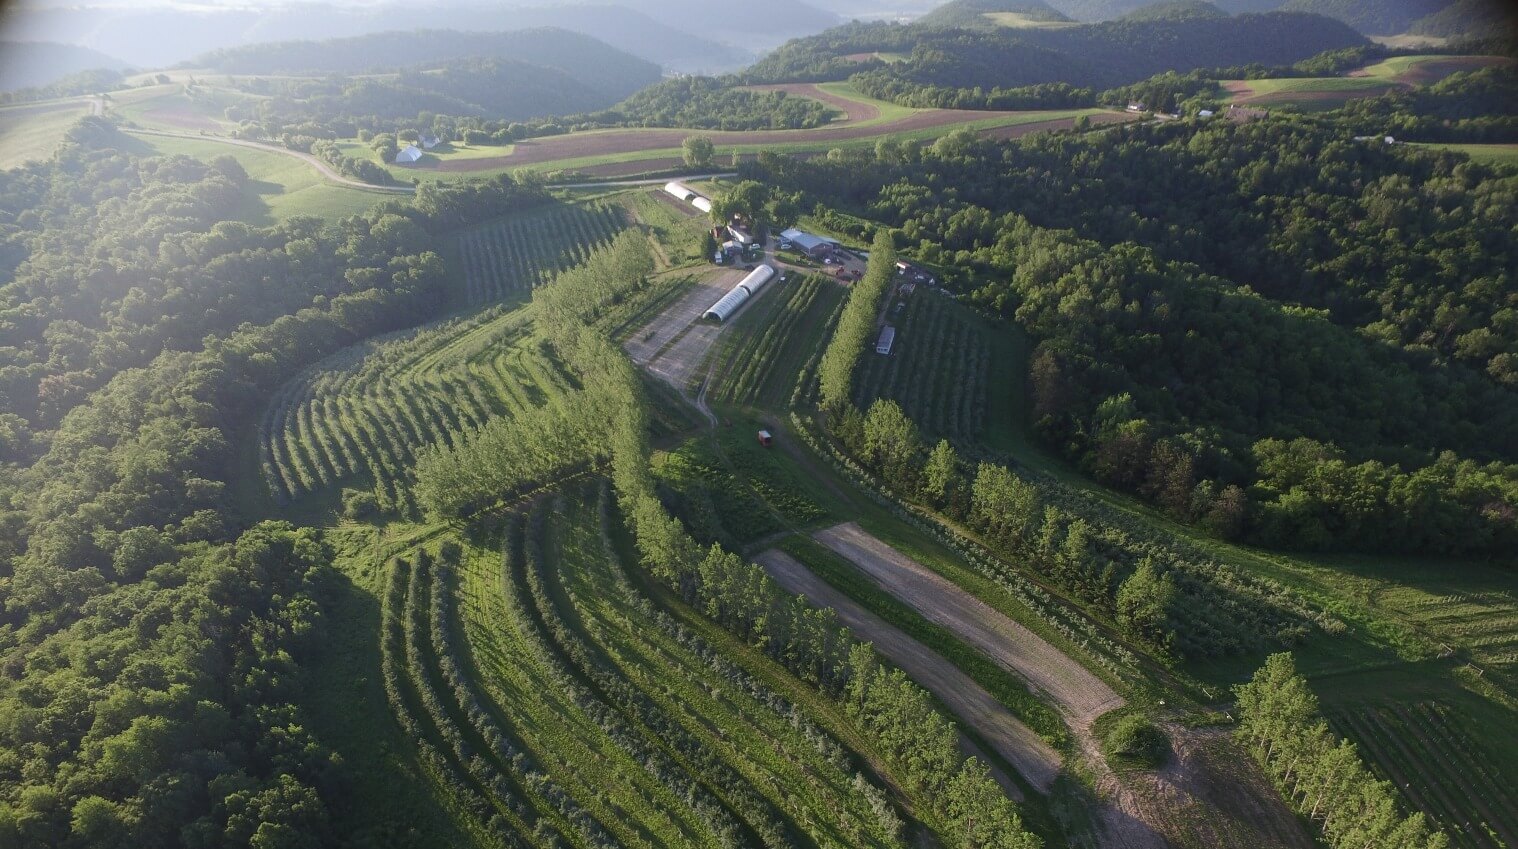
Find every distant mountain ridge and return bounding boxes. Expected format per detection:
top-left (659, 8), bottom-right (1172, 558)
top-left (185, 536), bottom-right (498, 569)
top-left (744, 10), bottom-right (1367, 89)
top-left (1278, 0), bottom-right (1451, 35)
top-left (0, 2), bottom-right (835, 74)
top-left (0, 40), bottom-right (127, 91)
top-left (190, 29), bottom-right (662, 102)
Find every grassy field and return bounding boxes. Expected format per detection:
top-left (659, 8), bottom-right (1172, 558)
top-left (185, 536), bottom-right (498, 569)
top-left (344, 107), bottom-right (1116, 184)
top-left (128, 133), bottom-right (385, 223)
top-left (984, 11), bottom-right (1081, 28)
top-left (0, 98), bottom-right (91, 169)
top-left (1222, 54), bottom-right (1514, 111)
top-left (1413, 142), bottom-right (1518, 165)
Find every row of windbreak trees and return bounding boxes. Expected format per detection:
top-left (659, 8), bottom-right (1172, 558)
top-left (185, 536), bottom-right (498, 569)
top-left (418, 239), bottom-right (1043, 848)
top-left (808, 226), bottom-right (1450, 846)
top-left (1235, 655), bottom-right (1449, 849)
top-left (810, 228), bottom-right (1329, 662)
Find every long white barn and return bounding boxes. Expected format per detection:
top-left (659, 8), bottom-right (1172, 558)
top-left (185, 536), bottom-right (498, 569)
top-left (703, 265), bottom-right (775, 323)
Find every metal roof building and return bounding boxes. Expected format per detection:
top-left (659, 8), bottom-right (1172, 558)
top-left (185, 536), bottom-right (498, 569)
top-left (780, 228), bottom-right (838, 254)
top-left (875, 325), bottom-right (896, 355)
top-left (395, 145), bottom-right (424, 164)
top-left (703, 265), bottom-right (775, 323)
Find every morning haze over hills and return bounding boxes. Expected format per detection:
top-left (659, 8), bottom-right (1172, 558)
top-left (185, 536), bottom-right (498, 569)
top-left (0, 0), bottom-right (1516, 848)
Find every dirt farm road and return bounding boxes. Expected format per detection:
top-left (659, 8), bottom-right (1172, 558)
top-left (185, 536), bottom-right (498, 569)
top-left (814, 522), bottom-right (1124, 728)
top-left (754, 548), bottom-right (1062, 796)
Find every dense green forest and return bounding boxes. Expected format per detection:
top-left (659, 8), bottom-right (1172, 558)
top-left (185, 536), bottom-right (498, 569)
top-left (744, 107), bottom-right (1518, 556)
top-left (0, 122), bottom-right (553, 843)
top-left (742, 12), bottom-right (1366, 89)
top-left (1279, 0), bottom-right (1451, 35)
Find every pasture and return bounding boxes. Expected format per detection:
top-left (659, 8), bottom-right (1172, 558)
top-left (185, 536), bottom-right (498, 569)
top-left (355, 106), bottom-right (1125, 183)
top-left (128, 132), bottom-right (384, 223)
top-left (1221, 54), bottom-right (1515, 110)
top-left (0, 97), bottom-right (92, 169)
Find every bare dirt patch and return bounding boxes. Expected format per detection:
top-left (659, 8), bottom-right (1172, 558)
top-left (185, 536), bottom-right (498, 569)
top-left (754, 548), bottom-right (1062, 795)
top-left (742, 83), bottom-right (881, 123)
top-left (1102, 728), bottom-right (1316, 849)
top-left (814, 522), bottom-right (1123, 727)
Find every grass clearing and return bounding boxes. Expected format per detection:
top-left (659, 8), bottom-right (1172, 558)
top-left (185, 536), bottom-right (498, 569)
top-left (0, 99), bottom-right (90, 170)
top-left (1412, 142), bottom-right (1518, 166)
top-left (128, 132), bottom-right (384, 223)
top-left (984, 12), bottom-right (1081, 29)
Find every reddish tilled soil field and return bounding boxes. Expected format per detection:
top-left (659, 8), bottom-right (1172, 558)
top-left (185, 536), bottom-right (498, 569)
top-left (421, 108), bottom-right (1115, 173)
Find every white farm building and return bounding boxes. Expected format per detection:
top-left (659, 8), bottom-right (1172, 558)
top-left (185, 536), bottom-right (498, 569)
top-left (876, 325), bottom-right (896, 355)
top-left (395, 145), bottom-right (424, 164)
top-left (663, 181), bottom-right (713, 214)
top-left (703, 265), bottom-right (775, 323)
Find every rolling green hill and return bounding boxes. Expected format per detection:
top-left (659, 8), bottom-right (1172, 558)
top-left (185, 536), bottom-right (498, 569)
top-left (745, 11), bottom-right (1367, 90)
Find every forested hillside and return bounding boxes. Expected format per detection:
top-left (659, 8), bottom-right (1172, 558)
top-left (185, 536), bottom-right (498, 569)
top-left (745, 109), bottom-right (1518, 555)
top-left (743, 12), bottom-right (1366, 91)
top-left (0, 40), bottom-right (125, 91)
top-left (1278, 0), bottom-right (1452, 35)
top-left (191, 28), bottom-right (661, 100)
top-left (230, 58), bottom-right (618, 125)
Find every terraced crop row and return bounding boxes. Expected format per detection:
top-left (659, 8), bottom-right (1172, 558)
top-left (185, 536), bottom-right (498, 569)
top-left (456, 203), bottom-right (627, 304)
top-left (258, 305), bottom-right (573, 513)
top-left (713, 275), bottom-right (845, 408)
top-left (853, 292), bottom-right (989, 441)
top-left (523, 486), bottom-right (905, 848)
top-left (1331, 702), bottom-right (1518, 849)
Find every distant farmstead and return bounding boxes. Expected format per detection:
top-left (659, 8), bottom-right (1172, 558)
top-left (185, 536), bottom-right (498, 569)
top-left (395, 145), bottom-right (424, 164)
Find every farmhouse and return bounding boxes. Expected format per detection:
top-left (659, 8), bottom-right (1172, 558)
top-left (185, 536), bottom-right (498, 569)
top-left (395, 144), bottom-right (423, 164)
top-left (876, 325), bottom-right (896, 356)
top-left (780, 228), bottom-right (840, 259)
top-left (419, 133), bottom-right (440, 150)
